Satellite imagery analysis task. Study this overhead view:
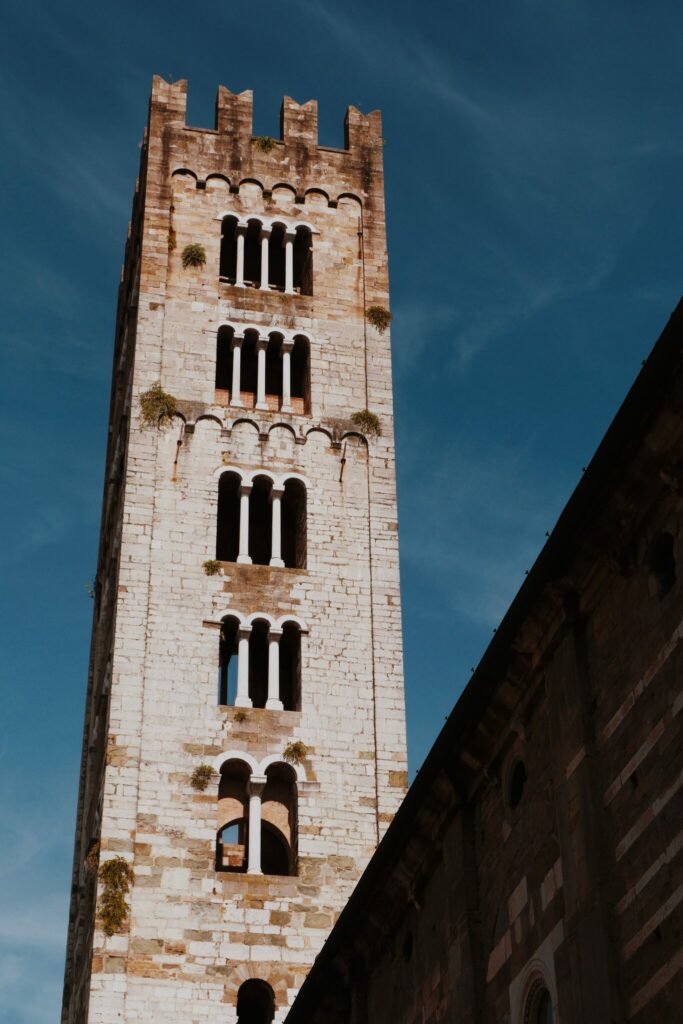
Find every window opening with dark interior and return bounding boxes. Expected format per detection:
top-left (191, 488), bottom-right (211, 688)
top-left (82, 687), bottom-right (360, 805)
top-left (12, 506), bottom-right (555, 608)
top-left (216, 472), bottom-right (240, 562)
top-left (268, 223), bottom-right (286, 291)
top-left (219, 216), bottom-right (238, 281)
top-left (248, 619), bottom-right (270, 708)
top-left (243, 220), bottom-right (261, 286)
top-left (261, 763), bottom-right (297, 876)
top-left (281, 479), bottom-right (307, 569)
top-left (215, 326), bottom-right (233, 397)
top-left (249, 475), bottom-right (273, 566)
top-left (216, 761), bottom-right (249, 873)
top-left (508, 759), bottom-right (527, 811)
top-left (650, 531), bottom-right (676, 597)
top-left (236, 979), bottom-right (275, 1024)
top-left (218, 616), bottom-right (239, 706)
top-left (279, 622), bottom-right (301, 711)
top-left (290, 334), bottom-right (310, 412)
top-left (265, 333), bottom-right (283, 404)
top-left (293, 226), bottom-right (313, 295)
top-left (525, 984), bottom-right (553, 1024)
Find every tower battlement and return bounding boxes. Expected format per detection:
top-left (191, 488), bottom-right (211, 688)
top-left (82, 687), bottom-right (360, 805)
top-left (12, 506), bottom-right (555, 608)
top-left (150, 76), bottom-right (383, 180)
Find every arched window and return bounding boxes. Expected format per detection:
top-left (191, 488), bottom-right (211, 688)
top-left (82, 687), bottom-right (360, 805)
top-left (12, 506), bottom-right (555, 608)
top-left (293, 226), bottom-right (313, 295)
top-left (236, 979), bottom-right (275, 1024)
top-left (248, 619), bottom-right (270, 708)
top-left (264, 333), bottom-right (284, 408)
top-left (249, 475), bottom-right (273, 566)
top-left (290, 334), bottom-right (310, 414)
top-left (261, 763), bottom-right (298, 876)
top-left (216, 613), bottom-right (303, 710)
top-left (216, 760), bottom-right (249, 872)
top-left (523, 980), bottom-right (553, 1024)
top-left (215, 472), bottom-right (307, 568)
top-left (216, 471), bottom-right (240, 562)
top-left (268, 223), bottom-right (287, 291)
top-left (241, 330), bottom-right (259, 405)
top-left (243, 219), bottom-right (261, 287)
top-left (218, 616), bottom-right (239, 706)
top-left (219, 216), bottom-right (238, 282)
top-left (279, 621), bottom-right (301, 711)
top-left (282, 478), bottom-right (307, 569)
top-left (215, 325), bottom-right (233, 399)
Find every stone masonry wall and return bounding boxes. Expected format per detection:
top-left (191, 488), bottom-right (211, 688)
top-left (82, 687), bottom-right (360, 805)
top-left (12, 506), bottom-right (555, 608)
top-left (61, 76), bottom-right (407, 1024)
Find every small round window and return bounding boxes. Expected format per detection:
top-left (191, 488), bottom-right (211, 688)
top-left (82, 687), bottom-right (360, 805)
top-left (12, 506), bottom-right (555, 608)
top-left (508, 760), bottom-right (527, 810)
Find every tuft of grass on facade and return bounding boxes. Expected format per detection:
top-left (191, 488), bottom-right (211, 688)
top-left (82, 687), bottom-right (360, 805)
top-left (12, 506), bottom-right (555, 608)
top-left (168, 228), bottom-right (177, 252)
top-left (283, 741), bottom-right (308, 765)
top-left (181, 243), bottom-right (206, 268)
top-left (190, 764), bottom-right (215, 791)
top-left (253, 135), bottom-right (277, 154)
top-left (139, 382), bottom-right (179, 429)
top-left (85, 840), bottom-right (100, 874)
top-left (203, 559), bottom-right (221, 576)
top-left (98, 857), bottom-right (134, 937)
top-left (366, 305), bottom-right (392, 334)
top-left (350, 410), bottom-right (382, 438)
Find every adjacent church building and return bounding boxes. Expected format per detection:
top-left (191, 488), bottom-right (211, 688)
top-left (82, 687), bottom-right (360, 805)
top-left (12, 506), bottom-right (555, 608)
top-left (286, 302), bottom-right (683, 1021)
top-left (62, 76), bottom-right (682, 1024)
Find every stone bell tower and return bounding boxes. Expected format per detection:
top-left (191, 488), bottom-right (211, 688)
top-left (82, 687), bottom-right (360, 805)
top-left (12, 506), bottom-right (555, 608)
top-left (61, 76), bottom-right (407, 1023)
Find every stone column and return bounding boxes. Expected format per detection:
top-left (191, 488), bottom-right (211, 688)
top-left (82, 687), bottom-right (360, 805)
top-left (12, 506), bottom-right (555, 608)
top-left (235, 625), bottom-right (252, 708)
top-left (255, 337), bottom-right (268, 411)
top-left (237, 483), bottom-right (252, 564)
top-left (230, 334), bottom-right (243, 407)
top-left (281, 338), bottom-right (294, 413)
top-left (269, 486), bottom-right (284, 567)
top-left (259, 227), bottom-right (271, 290)
top-left (246, 775), bottom-right (268, 874)
top-left (235, 225), bottom-right (246, 287)
top-left (266, 628), bottom-right (284, 710)
top-left (284, 231), bottom-right (296, 294)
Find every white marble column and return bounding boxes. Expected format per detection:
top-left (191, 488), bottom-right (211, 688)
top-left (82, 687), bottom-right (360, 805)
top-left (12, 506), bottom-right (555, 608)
top-left (259, 227), bottom-right (271, 290)
top-left (230, 334), bottom-right (243, 407)
top-left (280, 338), bottom-right (294, 413)
top-left (237, 483), bottom-right (252, 564)
top-left (266, 628), bottom-right (284, 710)
top-left (234, 625), bottom-right (252, 708)
top-left (246, 775), bottom-right (268, 874)
top-left (284, 231), bottom-right (295, 294)
top-left (269, 487), bottom-right (284, 567)
top-left (235, 225), bottom-right (246, 287)
top-left (255, 337), bottom-right (268, 410)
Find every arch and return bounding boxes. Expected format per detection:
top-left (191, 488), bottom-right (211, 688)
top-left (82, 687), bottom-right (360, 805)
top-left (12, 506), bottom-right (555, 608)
top-left (213, 749), bottom-right (260, 775)
top-left (238, 177), bottom-right (265, 192)
top-left (171, 167), bottom-right (198, 180)
top-left (305, 425), bottom-right (334, 443)
top-left (218, 614), bottom-right (240, 706)
top-left (271, 181), bottom-right (297, 199)
top-left (245, 611), bottom-right (275, 628)
top-left (267, 421), bottom-right (297, 439)
top-left (274, 613), bottom-right (308, 632)
top-left (236, 978), bottom-right (275, 1024)
top-left (212, 607), bottom-right (247, 627)
top-left (258, 755), bottom-right (306, 783)
top-left (229, 417), bottom-right (261, 434)
top-left (337, 191), bottom-right (363, 209)
top-left (304, 187), bottom-right (330, 202)
top-left (194, 413), bottom-right (222, 429)
top-left (205, 172), bottom-right (230, 189)
top-left (248, 618), bottom-right (270, 708)
top-left (261, 821), bottom-right (291, 877)
top-left (340, 429), bottom-right (369, 445)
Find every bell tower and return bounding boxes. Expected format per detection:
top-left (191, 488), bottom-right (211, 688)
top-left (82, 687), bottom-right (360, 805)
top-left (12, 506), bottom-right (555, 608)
top-left (62, 76), bottom-right (407, 1023)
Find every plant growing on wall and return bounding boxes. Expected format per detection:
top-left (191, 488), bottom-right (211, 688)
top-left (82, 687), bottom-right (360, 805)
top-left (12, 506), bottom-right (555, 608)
top-left (181, 243), bottom-right (206, 268)
top-left (253, 135), bottom-right (277, 153)
top-left (203, 559), bottom-right (221, 576)
top-left (283, 740), bottom-right (308, 765)
top-left (168, 227), bottom-right (177, 252)
top-left (98, 857), bottom-right (134, 936)
top-left (233, 710), bottom-right (248, 723)
top-left (85, 840), bottom-right (100, 874)
top-left (366, 305), bottom-right (392, 335)
top-left (350, 410), bottom-right (382, 438)
top-left (139, 382), bottom-right (179, 429)
top-left (190, 764), bottom-right (215, 791)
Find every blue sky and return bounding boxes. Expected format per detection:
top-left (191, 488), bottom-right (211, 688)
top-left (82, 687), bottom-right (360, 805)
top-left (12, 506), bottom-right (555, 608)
top-left (3, 0), bottom-right (683, 1019)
